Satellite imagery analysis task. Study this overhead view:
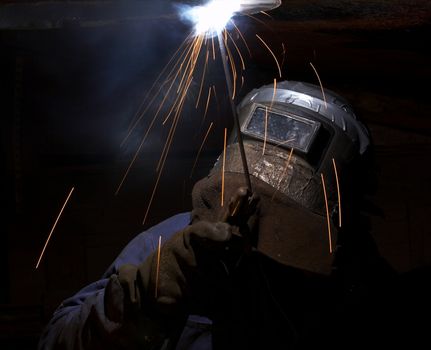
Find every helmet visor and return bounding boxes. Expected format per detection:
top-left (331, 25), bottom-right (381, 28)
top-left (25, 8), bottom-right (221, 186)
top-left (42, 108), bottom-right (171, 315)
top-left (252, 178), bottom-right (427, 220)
top-left (241, 105), bottom-right (321, 153)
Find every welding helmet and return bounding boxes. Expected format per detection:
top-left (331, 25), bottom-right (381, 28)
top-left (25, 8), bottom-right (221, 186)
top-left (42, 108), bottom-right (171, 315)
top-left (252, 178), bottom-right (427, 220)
top-left (193, 80), bottom-right (374, 274)
top-left (223, 80), bottom-right (373, 216)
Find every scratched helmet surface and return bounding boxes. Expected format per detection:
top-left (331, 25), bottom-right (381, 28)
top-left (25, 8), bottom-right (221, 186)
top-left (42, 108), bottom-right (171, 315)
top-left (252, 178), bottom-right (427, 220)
top-left (216, 80), bottom-right (373, 217)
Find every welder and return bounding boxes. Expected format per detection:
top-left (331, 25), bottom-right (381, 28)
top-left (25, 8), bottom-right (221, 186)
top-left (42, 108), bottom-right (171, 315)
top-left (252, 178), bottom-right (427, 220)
top-left (38, 80), bottom-right (395, 349)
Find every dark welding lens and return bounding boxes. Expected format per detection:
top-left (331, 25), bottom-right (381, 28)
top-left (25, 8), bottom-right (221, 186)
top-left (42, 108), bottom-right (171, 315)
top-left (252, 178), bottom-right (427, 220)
top-left (243, 106), bottom-right (320, 153)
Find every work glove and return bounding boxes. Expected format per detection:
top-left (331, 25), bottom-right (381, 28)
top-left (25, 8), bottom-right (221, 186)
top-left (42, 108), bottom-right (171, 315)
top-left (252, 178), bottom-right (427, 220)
top-left (109, 221), bottom-right (232, 345)
top-left (141, 186), bottom-right (259, 311)
top-left (104, 187), bottom-right (259, 348)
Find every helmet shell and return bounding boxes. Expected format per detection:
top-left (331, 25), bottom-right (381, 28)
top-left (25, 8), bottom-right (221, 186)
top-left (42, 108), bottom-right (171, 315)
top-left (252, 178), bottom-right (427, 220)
top-left (217, 80), bottom-right (373, 216)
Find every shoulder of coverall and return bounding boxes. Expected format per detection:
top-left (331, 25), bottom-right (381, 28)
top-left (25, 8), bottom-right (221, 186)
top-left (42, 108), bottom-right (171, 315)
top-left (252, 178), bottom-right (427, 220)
top-left (103, 212), bottom-right (192, 278)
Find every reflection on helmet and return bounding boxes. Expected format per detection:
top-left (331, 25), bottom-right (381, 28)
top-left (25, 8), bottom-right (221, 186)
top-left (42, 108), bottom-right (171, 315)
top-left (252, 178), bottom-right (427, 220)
top-left (243, 106), bottom-right (321, 153)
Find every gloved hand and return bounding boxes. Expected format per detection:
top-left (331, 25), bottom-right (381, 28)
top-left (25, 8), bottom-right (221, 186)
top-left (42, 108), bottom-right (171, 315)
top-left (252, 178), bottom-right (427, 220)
top-left (193, 185), bottom-right (260, 242)
top-left (104, 187), bottom-right (259, 348)
top-left (105, 220), bottom-right (233, 347)
top-left (139, 220), bottom-right (233, 313)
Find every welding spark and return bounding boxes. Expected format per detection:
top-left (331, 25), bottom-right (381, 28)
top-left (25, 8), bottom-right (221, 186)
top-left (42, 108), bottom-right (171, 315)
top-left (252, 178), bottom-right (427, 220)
top-left (155, 235), bottom-right (162, 299)
top-left (260, 11), bottom-right (273, 19)
top-left (321, 173), bottom-right (333, 254)
top-left (274, 138), bottom-right (296, 149)
top-left (143, 77), bottom-right (194, 225)
top-left (119, 0), bottom-right (282, 223)
top-left (202, 86), bottom-right (212, 124)
top-left (256, 34), bottom-right (282, 78)
top-left (196, 50), bottom-right (210, 108)
top-left (280, 42), bottom-right (286, 68)
top-left (35, 187), bottom-right (75, 270)
top-left (221, 30), bottom-right (238, 101)
top-left (245, 13), bottom-right (267, 26)
top-left (212, 85), bottom-right (219, 112)
top-left (262, 79), bottom-right (277, 155)
top-left (230, 20), bottom-right (252, 58)
top-left (226, 30), bottom-right (246, 71)
top-left (122, 34), bottom-right (193, 147)
top-left (310, 62), bottom-right (327, 109)
top-left (221, 127), bottom-right (228, 207)
top-left (272, 148), bottom-right (293, 201)
top-left (263, 107), bottom-right (268, 155)
top-left (115, 67), bottom-right (184, 196)
top-left (158, 77), bottom-right (194, 171)
top-left (190, 122), bottom-right (214, 178)
top-left (211, 36), bottom-right (216, 60)
top-left (270, 78), bottom-right (277, 108)
top-left (332, 158), bottom-right (342, 228)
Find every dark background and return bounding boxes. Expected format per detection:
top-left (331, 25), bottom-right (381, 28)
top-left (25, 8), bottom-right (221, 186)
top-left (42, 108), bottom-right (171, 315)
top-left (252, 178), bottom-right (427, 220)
top-left (1, 0), bottom-right (430, 348)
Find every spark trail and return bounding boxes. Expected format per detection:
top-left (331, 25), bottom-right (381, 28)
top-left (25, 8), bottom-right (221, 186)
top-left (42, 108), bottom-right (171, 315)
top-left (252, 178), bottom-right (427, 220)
top-left (190, 122), bottom-right (214, 178)
top-left (332, 158), bottom-right (342, 227)
top-left (272, 148), bottom-right (294, 201)
top-left (321, 173), bottom-right (333, 254)
top-left (310, 62), bottom-right (327, 109)
top-left (256, 34), bottom-right (282, 78)
top-left (155, 235), bottom-right (162, 298)
top-left (35, 187), bottom-right (75, 269)
top-left (117, 0), bottom-right (283, 224)
top-left (221, 127), bottom-right (228, 207)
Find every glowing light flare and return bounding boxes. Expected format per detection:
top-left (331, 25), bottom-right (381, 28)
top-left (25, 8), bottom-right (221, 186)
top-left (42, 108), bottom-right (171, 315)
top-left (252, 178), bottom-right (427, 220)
top-left (181, 0), bottom-right (241, 37)
top-left (180, 0), bottom-right (281, 37)
top-left (121, 0), bottom-right (282, 222)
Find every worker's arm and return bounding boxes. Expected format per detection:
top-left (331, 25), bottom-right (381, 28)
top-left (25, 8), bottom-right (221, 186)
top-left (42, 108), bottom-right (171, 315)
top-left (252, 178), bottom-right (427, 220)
top-left (38, 213), bottom-right (192, 350)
